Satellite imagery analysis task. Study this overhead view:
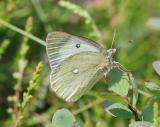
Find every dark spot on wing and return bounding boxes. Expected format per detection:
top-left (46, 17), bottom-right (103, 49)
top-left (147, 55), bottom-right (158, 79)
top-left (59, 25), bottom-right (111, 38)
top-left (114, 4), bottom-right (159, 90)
top-left (76, 44), bottom-right (80, 48)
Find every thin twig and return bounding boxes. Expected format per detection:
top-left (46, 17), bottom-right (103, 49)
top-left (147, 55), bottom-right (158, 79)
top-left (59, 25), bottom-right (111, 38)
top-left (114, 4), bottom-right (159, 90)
top-left (138, 89), bottom-right (152, 97)
top-left (0, 18), bottom-right (46, 46)
top-left (125, 97), bottom-right (140, 121)
top-left (30, 0), bottom-right (52, 32)
top-left (128, 103), bottom-right (140, 121)
top-left (73, 98), bottom-right (105, 115)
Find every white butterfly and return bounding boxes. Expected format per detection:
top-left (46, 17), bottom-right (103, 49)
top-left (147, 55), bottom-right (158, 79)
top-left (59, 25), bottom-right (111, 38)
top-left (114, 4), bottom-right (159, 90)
top-left (46, 32), bottom-right (127, 102)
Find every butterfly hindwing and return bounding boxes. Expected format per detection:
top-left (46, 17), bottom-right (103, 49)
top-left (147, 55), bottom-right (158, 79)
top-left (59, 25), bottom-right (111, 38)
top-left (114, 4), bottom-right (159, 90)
top-left (50, 52), bottom-right (106, 102)
top-left (46, 32), bottom-right (103, 70)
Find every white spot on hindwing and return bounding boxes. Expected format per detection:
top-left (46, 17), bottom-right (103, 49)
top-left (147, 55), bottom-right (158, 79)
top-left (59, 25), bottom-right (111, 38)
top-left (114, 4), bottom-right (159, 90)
top-left (72, 69), bottom-right (79, 74)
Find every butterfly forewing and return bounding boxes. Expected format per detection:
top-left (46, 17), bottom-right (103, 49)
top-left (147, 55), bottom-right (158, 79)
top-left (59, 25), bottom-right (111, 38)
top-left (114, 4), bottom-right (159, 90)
top-left (50, 52), bottom-right (106, 102)
top-left (46, 32), bottom-right (103, 70)
top-left (152, 61), bottom-right (160, 75)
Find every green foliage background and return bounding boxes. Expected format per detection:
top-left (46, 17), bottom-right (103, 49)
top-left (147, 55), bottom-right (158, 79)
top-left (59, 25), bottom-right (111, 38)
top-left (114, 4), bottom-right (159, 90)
top-left (0, 0), bottom-right (160, 127)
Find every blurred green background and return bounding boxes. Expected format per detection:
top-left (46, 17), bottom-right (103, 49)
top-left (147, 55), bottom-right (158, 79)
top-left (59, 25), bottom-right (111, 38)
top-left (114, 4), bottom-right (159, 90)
top-left (0, 0), bottom-right (160, 127)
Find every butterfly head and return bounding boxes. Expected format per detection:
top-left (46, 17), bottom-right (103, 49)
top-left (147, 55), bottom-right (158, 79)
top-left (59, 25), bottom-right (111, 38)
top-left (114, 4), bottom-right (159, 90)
top-left (105, 48), bottom-right (116, 59)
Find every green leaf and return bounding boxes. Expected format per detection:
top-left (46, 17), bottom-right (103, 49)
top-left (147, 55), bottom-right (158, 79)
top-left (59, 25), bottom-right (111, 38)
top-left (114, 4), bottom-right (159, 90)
top-left (105, 103), bottom-right (133, 118)
top-left (100, 93), bottom-right (128, 105)
top-left (107, 69), bottom-right (130, 97)
top-left (141, 105), bottom-right (153, 122)
top-left (128, 73), bottom-right (138, 106)
top-left (52, 108), bottom-right (75, 127)
top-left (129, 121), bottom-right (153, 127)
top-left (145, 82), bottom-right (160, 95)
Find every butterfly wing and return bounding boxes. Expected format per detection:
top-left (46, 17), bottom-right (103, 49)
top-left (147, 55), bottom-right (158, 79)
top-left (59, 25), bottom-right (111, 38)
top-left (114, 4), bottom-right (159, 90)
top-left (50, 52), bottom-right (106, 102)
top-left (46, 32), bottom-right (104, 70)
top-left (152, 61), bottom-right (160, 75)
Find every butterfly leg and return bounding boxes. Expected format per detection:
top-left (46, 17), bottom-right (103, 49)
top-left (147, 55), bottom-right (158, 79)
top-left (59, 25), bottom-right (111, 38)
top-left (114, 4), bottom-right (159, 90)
top-left (111, 61), bottom-right (134, 85)
top-left (111, 61), bottom-right (130, 73)
top-left (104, 61), bottom-right (131, 78)
top-left (98, 63), bottom-right (105, 70)
top-left (111, 61), bottom-right (138, 103)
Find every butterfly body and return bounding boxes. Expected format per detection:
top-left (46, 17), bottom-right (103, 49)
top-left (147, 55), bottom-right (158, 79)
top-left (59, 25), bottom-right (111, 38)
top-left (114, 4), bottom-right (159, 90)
top-left (46, 32), bottom-right (117, 102)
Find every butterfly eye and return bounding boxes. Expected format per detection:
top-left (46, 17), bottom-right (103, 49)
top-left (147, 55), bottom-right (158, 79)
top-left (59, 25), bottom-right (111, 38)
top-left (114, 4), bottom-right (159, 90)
top-left (72, 69), bottom-right (79, 74)
top-left (76, 44), bottom-right (80, 48)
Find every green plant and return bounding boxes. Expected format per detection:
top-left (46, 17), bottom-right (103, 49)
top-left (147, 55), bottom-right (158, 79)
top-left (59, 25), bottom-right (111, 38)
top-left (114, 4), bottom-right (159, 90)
top-left (0, 39), bottom-right (10, 60)
top-left (8, 62), bottom-right (43, 127)
top-left (0, 0), bottom-right (160, 127)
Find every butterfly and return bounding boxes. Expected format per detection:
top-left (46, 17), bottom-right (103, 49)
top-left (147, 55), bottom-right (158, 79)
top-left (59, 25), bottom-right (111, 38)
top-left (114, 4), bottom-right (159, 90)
top-left (46, 32), bottom-right (127, 102)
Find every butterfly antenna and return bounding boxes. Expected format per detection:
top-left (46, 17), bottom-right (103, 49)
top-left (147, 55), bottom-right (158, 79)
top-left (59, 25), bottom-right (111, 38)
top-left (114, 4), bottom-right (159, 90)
top-left (111, 29), bottom-right (116, 49)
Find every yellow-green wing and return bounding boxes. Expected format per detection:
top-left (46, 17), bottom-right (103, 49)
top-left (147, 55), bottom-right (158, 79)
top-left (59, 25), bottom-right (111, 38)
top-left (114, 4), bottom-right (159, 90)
top-left (50, 52), bottom-right (106, 102)
top-left (46, 32), bottom-right (103, 70)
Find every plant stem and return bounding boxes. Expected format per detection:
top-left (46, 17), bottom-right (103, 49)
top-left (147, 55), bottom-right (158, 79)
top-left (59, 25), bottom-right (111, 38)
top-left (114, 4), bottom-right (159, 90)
top-left (30, 0), bottom-right (52, 33)
top-left (122, 96), bottom-right (140, 121)
top-left (128, 103), bottom-right (140, 121)
top-left (0, 18), bottom-right (46, 46)
top-left (153, 102), bottom-right (159, 127)
top-left (138, 89), bottom-right (152, 97)
top-left (73, 98), bottom-right (105, 115)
